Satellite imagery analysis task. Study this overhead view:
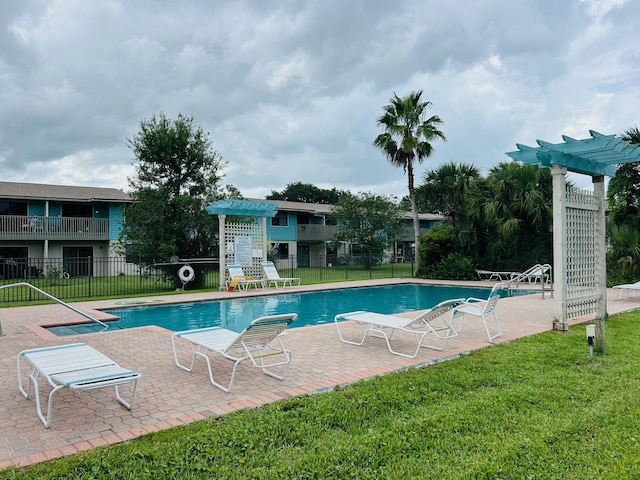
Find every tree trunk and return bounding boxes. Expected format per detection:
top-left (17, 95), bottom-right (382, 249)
top-left (407, 161), bottom-right (420, 276)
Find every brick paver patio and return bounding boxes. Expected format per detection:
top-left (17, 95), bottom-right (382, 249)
top-left (0, 279), bottom-right (637, 469)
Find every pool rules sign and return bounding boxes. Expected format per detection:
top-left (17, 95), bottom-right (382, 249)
top-left (234, 236), bottom-right (252, 266)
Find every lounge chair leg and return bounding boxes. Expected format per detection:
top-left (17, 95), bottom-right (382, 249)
top-left (114, 380), bottom-right (138, 410)
top-left (28, 374), bottom-right (62, 428)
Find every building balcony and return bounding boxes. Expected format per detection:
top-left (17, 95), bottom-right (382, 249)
top-left (297, 224), bottom-right (338, 242)
top-left (0, 215), bottom-right (110, 241)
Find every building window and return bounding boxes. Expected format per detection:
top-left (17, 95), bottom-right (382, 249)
top-left (0, 201), bottom-right (27, 215)
top-left (271, 212), bottom-right (288, 227)
top-left (61, 203), bottom-right (93, 217)
top-left (269, 242), bottom-right (289, 259)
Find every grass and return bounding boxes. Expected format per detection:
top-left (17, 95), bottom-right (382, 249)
top-left (3, 311), bottom-right (640, 479)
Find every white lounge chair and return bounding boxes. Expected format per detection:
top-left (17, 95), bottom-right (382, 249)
top-left (452, 282), bottom-right (504, 342)
top-left (261, 261), bottom-right (301, 288)
top-left (334, 298), bottom-right (465, 358)
top-left (509, 264), bottom-right (551, 285)
top-left (17, 343), bottom-right (141, 427)
top-left (476, 270), bottom-right (515, 281)
top-left (171, 313), bottom-right (298, 392)
top-left (612, 281), bottom-right (640, 300)
top-left (224, 264), bottom-right (265, 291)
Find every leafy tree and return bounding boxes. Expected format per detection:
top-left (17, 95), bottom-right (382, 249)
top-left (606, 223), bottom-right (640, 285)
top-left (466, 162), bottom-right (553, 270)
top-left (607, 126), bottom-right (640, 227)
top-left (418, 223), bottom-right (458, 270)
top-left (121, 113), bottom-right (225, 284)
top-left (417, 223), bottom-right (476, 280)
top-left (266, 182), bottom-right (348, 204)
top-left (373, 91), bottom-right (445, 275)
top-left (330, 192), bottom-right (403, 269)
top-left (418, 161), bottom-right (480, 226)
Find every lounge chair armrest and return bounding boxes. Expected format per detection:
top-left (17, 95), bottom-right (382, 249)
top-left (464, 297), bottom-right (486, 304)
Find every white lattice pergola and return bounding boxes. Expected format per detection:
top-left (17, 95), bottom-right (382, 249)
top-left (205, 199), bottom-right (278, 288)
top-left (506, 130), bottom-right (640, 353)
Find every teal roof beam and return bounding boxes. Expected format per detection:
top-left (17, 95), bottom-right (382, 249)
top-left (205, 199), bottom-right (278, 217)
top-left (506, 130), bottom-right (640, 177)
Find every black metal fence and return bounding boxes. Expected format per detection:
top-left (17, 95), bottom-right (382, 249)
top-left (0, 255), bottom-right (414, 303)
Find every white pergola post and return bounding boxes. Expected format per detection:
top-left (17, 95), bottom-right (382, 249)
top-left (218, 213), bottom-right (226, 286)
top-left (593, 175), bottom-right (607, 353)
top-left (552, 165), bottom-right (568, 332)
top-left (261, 216), bottom-right (268, 261)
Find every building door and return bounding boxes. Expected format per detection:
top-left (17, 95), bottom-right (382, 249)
top-left (63, 247), bottom-right (93, 277)
top-left (298, 245), bottom-right (310, 268)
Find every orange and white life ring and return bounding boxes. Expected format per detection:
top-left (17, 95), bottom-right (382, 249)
top-left (178, 265), bottom-right (195, 283)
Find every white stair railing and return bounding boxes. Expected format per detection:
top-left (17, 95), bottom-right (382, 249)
top-left (0, 282), bottom-right (108, 336)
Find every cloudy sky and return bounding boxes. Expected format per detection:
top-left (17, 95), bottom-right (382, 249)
top-left (1, 0), bottom-right (638, 199)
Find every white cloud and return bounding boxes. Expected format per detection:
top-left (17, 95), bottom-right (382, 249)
top-left (0, 0), bottom-right (638, 199)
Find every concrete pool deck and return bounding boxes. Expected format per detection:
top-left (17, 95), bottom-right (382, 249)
top-left (1, 278), bottom-right (638, 469)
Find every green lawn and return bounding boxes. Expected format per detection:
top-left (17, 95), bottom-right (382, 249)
top-left (3, 312), bottom-right (640, 479)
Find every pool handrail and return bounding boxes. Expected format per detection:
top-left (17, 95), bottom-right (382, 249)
top-left (0, 282), bottom-right (108, 336)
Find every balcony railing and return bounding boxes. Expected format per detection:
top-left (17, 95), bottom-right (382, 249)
top-left (297, 224), bottom-right (338, 241)
top-left (296, 225), bottom-right (430, 242)
top-left (0, 215), bottom-right (110, 241)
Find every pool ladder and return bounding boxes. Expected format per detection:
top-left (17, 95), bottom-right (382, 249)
top-left (0, 282), bottom-right (108, 336)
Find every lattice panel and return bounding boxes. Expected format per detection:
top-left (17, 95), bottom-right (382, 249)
top-left (567, 298), bottom-right (599, 318)
top-left (223, 221), bottom-right (264, 278)
top-left (565, 185), bottom-right (598, 318)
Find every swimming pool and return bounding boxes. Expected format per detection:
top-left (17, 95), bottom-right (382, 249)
top-left (47, 284), bottom-right (528, 336)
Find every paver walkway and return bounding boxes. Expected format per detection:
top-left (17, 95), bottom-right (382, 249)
top-left (0, 279), bottom-right (637, 469)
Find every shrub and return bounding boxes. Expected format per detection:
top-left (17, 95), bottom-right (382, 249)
top-left (422, 253), bottom-right (476, 280)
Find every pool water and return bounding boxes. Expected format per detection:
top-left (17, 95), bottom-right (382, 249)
top-left (47, 284), bottom-right (527, 336)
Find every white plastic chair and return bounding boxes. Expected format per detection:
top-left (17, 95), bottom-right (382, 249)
top-left (612, 281), bottom-right (640, 300)
top-left (334, 298), bottom-right (464, 358)
top-left (172, 313), bottom-right (297, 392)
top-left (17, 343), bottom-right (140, 427)
top-left (261, 262), bottom-right (301, 288)
top-left (452, 282), bottom-right (504, 342)
top-left (224, 264), bottom-right (265, 291)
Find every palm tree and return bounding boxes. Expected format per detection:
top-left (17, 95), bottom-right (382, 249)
top-left (373, 91), bottom-right (446, 275)
top-left (419, 162), bottom-right (480, 227)
top-left (466, 162), bottom-right (553, 269)
top-left (607, 126), bottom-right (640, 227)
top-left (623, 126), bottom-right (640, 143)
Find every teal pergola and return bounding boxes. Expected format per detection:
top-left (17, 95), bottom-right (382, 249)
top-left (206, 199), bottom-right (278, 288)
top-left (506, 130), bottom-right (640, 176)
top-left (205, 199), bottom-right (278, 217)
top-left (506, 130), bottom-right (640, 354)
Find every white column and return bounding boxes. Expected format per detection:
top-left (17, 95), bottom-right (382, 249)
top-left (218, 214), bottom-right (226, 290)
top-left (261, 216), bottom-right (268, 261)
top-left (43, 200), bottom-right (49, 259)
top-left (593, 175), bottom-right (607, 353)
top-left (552, 165), bottom-right (568, 331)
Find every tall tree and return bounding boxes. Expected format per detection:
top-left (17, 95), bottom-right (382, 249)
top-left (122, 113), bottom-right (225, 270)
top-left (330, 192), bottom-right (403, 269)
top-left (373, 91), bottom-right (445, 275)
top-left (419, 161), bottom-right (480, 227)
top-left (466, 162), bottom-right (552, 270)
top-left (266, 182), bottom-right (348, 204)
top-left (607, 126), bottom-right (640, 227)
top-left (605, 126), bottom-right (640, 284)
